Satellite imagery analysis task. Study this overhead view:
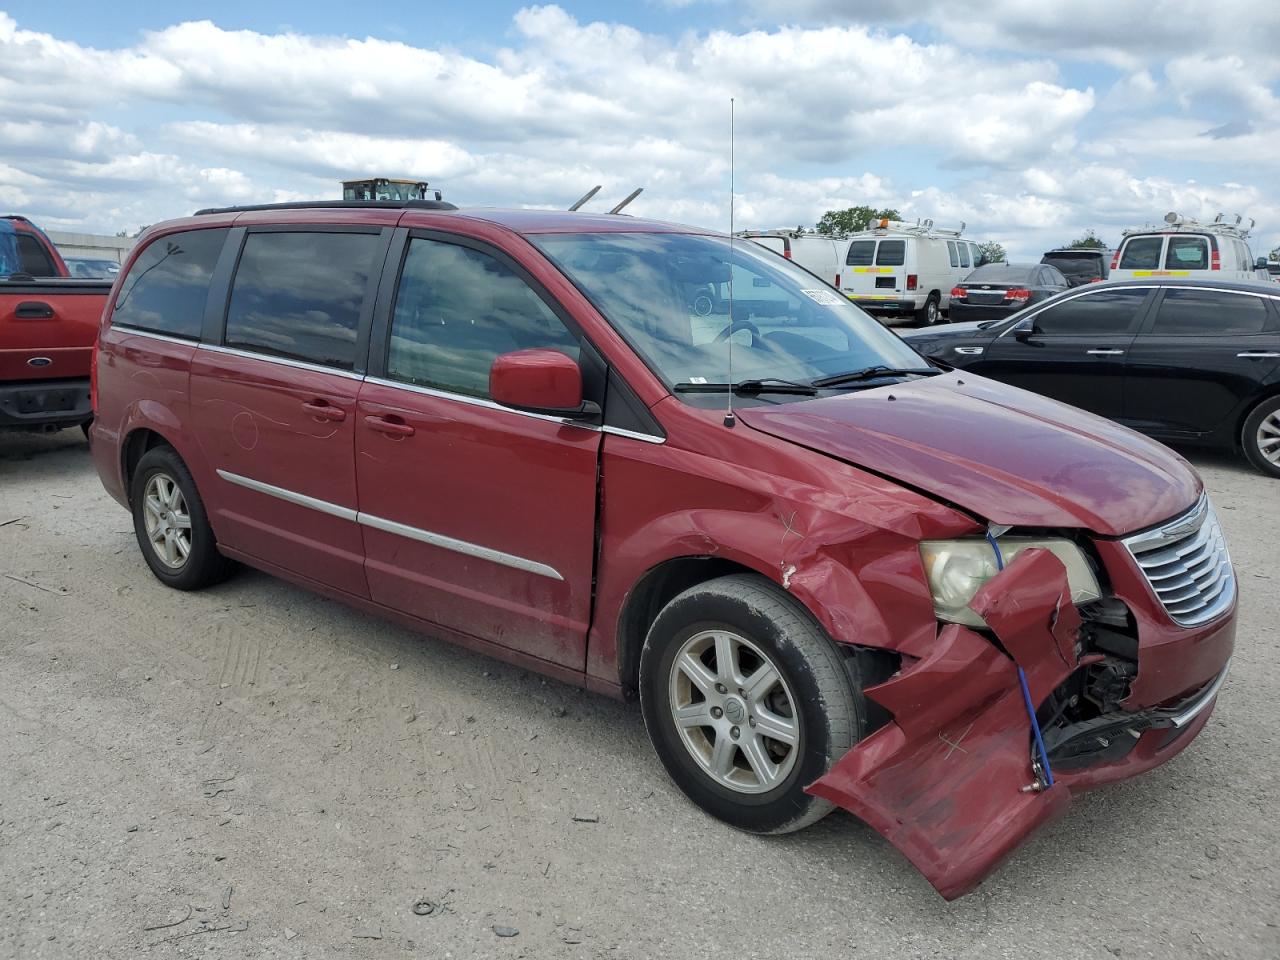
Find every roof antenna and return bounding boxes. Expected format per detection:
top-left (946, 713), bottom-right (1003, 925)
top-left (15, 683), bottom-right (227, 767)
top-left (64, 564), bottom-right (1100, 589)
top-left (724, 97), bottom-right (737, 429)
top-left (568, 185), bottom-right (601, 211)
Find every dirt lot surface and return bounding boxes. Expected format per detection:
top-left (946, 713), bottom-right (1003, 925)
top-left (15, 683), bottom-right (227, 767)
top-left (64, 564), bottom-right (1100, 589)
top-left (1, 430), bottom-right (1277, 959)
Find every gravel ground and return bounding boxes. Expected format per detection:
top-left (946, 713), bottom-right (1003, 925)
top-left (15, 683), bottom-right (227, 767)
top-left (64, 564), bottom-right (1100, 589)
top-left (1, 429), bottom-right (1277, 959)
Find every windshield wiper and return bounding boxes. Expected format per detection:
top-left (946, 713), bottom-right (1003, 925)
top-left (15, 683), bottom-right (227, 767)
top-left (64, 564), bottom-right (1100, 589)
top-left (810, 365), bottom-right (940, 388)
top-left (674, 377), bottom-right (817, 396)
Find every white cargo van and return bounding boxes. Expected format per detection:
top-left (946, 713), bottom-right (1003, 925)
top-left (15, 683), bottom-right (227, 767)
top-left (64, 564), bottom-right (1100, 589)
top-left (1111, 213), bottom-right (1265, 282)
top-left (739, 231), bottom-right (846, 290)
top-left (841, 221), bottom-right (986, 325)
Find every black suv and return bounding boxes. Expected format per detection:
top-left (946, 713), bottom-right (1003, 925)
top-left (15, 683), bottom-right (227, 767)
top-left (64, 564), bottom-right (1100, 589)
top-left (901, 278), bottom-right (1280, 478)
top-left (1041, 248), bottom-right (1110, 287)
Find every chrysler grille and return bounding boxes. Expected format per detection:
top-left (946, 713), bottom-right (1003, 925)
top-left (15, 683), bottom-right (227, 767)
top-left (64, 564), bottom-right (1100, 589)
top-left (1123, 496), bottom-right (1235, 626)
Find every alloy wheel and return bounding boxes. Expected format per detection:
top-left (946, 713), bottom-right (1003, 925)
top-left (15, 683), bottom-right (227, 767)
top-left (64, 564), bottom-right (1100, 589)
top-left (667, 629), bottom-right (800, 794)
top-left (142, 472), bottom-right (192, 569)
top-left (1257, 411), bottom-right (1280, 466)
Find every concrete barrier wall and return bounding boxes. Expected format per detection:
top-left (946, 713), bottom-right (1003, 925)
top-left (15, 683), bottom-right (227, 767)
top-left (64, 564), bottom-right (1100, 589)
top-left (46, 230), bottom-right (136, 264)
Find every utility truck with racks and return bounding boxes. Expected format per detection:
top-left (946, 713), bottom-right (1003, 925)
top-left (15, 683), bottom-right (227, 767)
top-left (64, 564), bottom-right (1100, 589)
top-left (1110, 212), bottom-right (1269, 282)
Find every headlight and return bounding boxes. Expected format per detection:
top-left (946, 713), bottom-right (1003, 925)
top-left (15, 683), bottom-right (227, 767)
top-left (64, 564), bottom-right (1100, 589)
top-left (919, 538), bottom-right (1101, 627)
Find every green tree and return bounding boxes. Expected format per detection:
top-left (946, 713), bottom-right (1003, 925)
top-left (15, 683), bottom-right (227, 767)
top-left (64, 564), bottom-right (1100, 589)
top-left (1067, 230), bottom-right (1108, 250)
top-left (1269, 245), bottom-right (1280, 263)
top-left (815, 206), bottom-right (901, 236)
top-left (977, 240), bottom-right (1006, 264)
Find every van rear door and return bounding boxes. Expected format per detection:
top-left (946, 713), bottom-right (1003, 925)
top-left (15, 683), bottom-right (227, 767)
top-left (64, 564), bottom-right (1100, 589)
top-left (844, 239), bottom-right (908, 310)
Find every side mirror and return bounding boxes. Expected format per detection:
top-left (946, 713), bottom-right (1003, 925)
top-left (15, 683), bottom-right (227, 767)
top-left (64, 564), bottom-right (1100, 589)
top-left (1013, 321), bottom-right (1037, 341)
top-left (490, 349), bottom-right (591, 417)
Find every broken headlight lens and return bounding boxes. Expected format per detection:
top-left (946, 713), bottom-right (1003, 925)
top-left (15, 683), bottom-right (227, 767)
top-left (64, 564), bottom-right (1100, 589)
top-left (918, 538), bottom-right (1101, 628)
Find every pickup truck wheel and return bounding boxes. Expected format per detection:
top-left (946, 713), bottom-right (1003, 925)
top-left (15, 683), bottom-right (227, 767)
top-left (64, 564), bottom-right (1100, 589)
top-left (1242, 396), bottom-right (1280, 478)
top-left (130, 447), bottom-right (237, 590)
top-left (639, 574), bottom-right (864, 834)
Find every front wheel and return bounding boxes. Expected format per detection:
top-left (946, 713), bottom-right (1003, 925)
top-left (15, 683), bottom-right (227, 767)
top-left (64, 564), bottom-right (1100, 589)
top-left (639, 574), bottom-right (864, 835)
top-left (1242, 395), bottom-right (1280, 478)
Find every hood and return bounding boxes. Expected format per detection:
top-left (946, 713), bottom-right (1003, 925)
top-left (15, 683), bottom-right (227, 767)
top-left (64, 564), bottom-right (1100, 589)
top-left (738, 374), bottom-right (1200, 536)
top-left (899, 320), bottom-right (991, 340)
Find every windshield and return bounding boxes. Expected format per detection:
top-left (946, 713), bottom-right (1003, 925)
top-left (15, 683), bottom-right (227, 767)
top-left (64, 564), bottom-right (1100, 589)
top-left (532, 232), bottom-right (926, 388)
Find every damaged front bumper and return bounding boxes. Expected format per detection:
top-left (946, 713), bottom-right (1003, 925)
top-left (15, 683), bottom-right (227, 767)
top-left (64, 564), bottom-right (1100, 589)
top-left (805, 548), bottom-right (1234, 900)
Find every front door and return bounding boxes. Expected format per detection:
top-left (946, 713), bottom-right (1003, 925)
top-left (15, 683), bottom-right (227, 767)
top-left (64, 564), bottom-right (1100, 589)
top-left (1123, 286), bottom-right (1280, 438)
top-left (980, 286), bottom-right (1153, 418)
top-left (355, 233), bottom-right (601, 669)
top-left (189, 227), bottom-right (386, 597)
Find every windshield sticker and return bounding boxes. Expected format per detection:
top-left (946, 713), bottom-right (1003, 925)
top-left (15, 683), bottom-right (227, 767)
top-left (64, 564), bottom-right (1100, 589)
top-left (800, 288), bottom-right (843, 306)
top-left (687, 376), bottom-right (708, 384)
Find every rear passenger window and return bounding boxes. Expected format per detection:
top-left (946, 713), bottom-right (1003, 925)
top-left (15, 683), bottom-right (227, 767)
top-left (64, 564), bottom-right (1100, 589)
top-left (846, 241), bottom-right (874, 266)
top-left (16, 235), bottom-right (56, 276)
top-left (224, 231), bottom-right (380, 370)
top-left (1165, 237), bottom-right (1208, 270)
top-left (876, 240), bottom-right (905, 266)
top-left (112, 228), bottom-right (228, 339)
top-left (957, 243), bottom-right (970, 269)
top-left (1032, 288), bottom-right (1149, 335)
top-left (1119, 237), bottom-right (1163, 269)
top-left (947, 241), bottom-right (960, 267)
top-left (1149, 289), bottom-right (1267, 335)
top-left (387, 238), bottom-right (579, 399)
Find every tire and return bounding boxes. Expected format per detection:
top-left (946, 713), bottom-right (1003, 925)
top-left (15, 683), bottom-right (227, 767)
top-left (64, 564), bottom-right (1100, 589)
top-left (130, 446), bottom-right (237, 589)
top-left (1242, 395), bottom-right (1280, 479)
top-left (639, 574), bottom-right (864, 835)
top-left (914, 293), bottom-right (941, 326)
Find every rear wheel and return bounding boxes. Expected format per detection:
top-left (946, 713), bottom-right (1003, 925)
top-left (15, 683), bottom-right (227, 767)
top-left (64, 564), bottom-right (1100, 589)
top-left (1242, 395), bottom-right (1280, 478)
top-left (915, 293), bottom-right (941, 326)
top-left (639, 574), bottom-right (864, 834)
top-left (130, 446), bottom-right (237, 589)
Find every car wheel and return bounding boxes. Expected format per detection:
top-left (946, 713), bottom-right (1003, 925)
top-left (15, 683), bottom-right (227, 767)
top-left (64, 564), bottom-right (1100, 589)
top-left (639, 573), bottom-right (864, 834)
top-left (130, 446), bottom-right (237, 589)
top-left (1242, 395), bottom-right (1280, 479)
top-left (915, 293), bottom-right (941, 326)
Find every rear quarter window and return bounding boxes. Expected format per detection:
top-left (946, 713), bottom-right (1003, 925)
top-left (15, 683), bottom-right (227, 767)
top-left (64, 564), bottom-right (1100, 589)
top-left (224, 231), bottom-right (381, 370)
top-left (1149, 289), bottom-right (1268, 335)
top-left (947, 241), bottom-right (959, 267)
top-left (111, 228), bottom-right (229, 339)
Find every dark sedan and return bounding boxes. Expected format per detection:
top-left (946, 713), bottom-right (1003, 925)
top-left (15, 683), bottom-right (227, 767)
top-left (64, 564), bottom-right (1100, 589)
top-left (902, 278), bottom-right (1280, 477)
top-left (948, 262), bottom-right (1069, 323)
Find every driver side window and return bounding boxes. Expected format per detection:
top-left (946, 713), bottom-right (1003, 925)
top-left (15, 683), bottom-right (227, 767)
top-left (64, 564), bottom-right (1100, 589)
top-left (1028, 288), bottom-right (1150, 336)
top-left (387, 238), bottom-right (579, 399)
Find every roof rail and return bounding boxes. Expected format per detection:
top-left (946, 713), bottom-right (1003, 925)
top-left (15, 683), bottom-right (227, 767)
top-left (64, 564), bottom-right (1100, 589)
top-left (193, 199), bottom-right (459, 216)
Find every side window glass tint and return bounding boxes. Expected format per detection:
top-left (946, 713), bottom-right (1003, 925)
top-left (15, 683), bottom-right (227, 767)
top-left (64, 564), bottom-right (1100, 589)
top-left (1150, 289), bottom-right (1267, 336)
top-left (1165, 237), bottom-right (1208, 270)
top-left (224, 231), bottom-right (379, 370)
top-left (947, 241), bottom-right (959, 267)
top-left (957, 243), bottom-right (970, 269)
top-left (1033, 288), bottom-right (1149, 336)
top-left (845, 241), bottom-right (874, 266)
top-left (874, 240), bottom-right (905, 266)
top-left (16, 235), bottom-right (56, 276)
top-left (387, 238), bottom-right (579, 399)
top-left (1119, 237), bottom-right (1162, 269)
top-left (112, 228), bottom-right (228, 339)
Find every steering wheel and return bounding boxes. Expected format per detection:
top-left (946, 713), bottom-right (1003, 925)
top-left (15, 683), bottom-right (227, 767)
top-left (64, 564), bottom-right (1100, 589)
top-left (714, 318), bottom-right (760, 344)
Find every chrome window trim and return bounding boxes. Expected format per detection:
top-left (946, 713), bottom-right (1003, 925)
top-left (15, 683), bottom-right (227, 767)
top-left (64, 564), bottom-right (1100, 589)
top-left (601, 425), bottom-right (666, 444)
top-left (198, 343), bottom-right (365, 381)
top-left (216, 469), bottom-right (359, 522)
top-left (214, 469), bottom-right (563, 581)
top-left (362, 375), bottom-right (599, 431)
top-left (110, 325), bottom-right (201, 348)
top-left (996, 285), bottom-right (1160, 339)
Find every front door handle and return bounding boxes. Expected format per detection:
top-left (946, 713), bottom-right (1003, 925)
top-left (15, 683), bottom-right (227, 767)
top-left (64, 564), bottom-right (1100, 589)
top-left (301, 399), bottom-right (346, 422)
top-left (1237, 351), bottom-right (1280, 359)
top-left (15, 301), bottom-right (54, 320)
top-left (364, 414), bottom-right (415, 437)
top-left (1086, 348), bottom-right (1124, 356)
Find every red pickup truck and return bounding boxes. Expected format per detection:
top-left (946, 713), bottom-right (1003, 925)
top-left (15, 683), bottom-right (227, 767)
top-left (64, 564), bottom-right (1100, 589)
top-left (1, 215), bottom-right (112, 432)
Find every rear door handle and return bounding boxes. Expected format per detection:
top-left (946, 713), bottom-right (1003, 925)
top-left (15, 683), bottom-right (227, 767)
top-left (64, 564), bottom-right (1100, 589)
top-left (301, 399), bottom-right (346, 422)
top-left (1237, 351), bottom-right (1280, 358)
top-left (1086, 348), bottom-right (1124, 356)
top-left (15, 301), bottom-right (54, 320)
top-left (364, 414), bottom-right (415, 437)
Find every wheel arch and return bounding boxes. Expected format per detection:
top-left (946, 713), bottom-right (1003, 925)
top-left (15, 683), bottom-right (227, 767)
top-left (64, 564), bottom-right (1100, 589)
top-left (121, 425), bottom-right (182, 505)
top-left (1236, 385), bottom-right (1280, 451)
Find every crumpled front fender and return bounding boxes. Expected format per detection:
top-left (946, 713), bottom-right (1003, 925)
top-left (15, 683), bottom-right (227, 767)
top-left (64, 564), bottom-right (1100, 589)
top-left (806, 548), bottom-right (1084, 900)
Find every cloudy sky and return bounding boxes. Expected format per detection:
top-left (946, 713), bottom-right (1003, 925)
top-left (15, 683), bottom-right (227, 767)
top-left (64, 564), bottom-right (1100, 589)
top-left (2, 2), bottom-right (1278, 259)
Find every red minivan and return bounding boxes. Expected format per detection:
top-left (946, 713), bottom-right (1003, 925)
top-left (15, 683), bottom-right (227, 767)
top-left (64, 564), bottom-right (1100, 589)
top-left (90, 200), bottom-right (1236, 899)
